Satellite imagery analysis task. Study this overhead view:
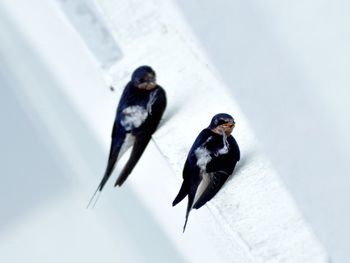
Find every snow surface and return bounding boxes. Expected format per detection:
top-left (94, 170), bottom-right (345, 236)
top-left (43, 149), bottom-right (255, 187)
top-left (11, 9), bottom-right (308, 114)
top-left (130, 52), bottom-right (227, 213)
top-left (0, 0), bottom-right (329, 262)
top-left (175, 1), bottom-right (350, 262)
top-left (95, 0), bottom-right (327, 261)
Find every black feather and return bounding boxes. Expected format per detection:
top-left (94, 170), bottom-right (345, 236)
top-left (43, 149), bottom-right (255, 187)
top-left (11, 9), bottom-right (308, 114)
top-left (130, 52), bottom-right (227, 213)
top-left (172, 120), bottom-right (240, 231)
top-left (193, 171), bottom-right (229, 209)
top-left (173, 181), bottom-right (188, 207)
top-left (114, 134), bottom-right (151, 187)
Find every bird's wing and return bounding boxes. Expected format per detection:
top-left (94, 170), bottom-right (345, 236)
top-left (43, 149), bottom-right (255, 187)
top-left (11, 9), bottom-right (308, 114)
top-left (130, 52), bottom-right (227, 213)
top-left (141, 87), bottom-right (167, 134)
top-left (179, 158), bottom-right (203, 232)
top-left (182, 185), bottom-right (195, 232)
top-left (172, 157), bottom-right (203, 232)
top-left (228, 135), bottom-right (240, 162)
top-left (173, 129), bottom-right (212, 231)
top-left (182, 170), bottom-right (208, 232)
top-left (192, 171), bottom-right (229, 209)
top-left (172, 159), bottom-right (198, 206)
top-left (114, 133), bottom-right (152, 187)
top-left (113, 87), bottom-right (166, 187)
top-left (173, 129), bottom-right (210, 207)
top-left (99, 123), bottom-right (127, 191)
top-left (183, 129), bottom-right (210, 170)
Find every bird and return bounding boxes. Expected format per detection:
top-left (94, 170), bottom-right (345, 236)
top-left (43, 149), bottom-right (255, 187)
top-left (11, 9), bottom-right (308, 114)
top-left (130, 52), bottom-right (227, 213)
top-left (88, 65), bottom-right (166, 207)
top-left (172, 113), bottom-right (240, 232)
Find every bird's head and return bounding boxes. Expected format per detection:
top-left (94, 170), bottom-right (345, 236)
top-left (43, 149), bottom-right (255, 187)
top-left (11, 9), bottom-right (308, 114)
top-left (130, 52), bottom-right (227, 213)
top-left (131, 65), bottom-right (157, 91)
top-left (209, 113), bottom-right (236, 136)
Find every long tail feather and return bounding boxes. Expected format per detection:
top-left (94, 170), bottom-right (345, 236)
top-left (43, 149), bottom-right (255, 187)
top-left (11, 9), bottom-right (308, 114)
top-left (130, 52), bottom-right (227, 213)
top-left (114, 135), bottom-right (151, 187)
top-left (87, 185), bottom-right (101, 209)
top-left (86, 187), bottom-right (103, 209)
top-left (183, 212), bottom-right (190, 233)
top-left (87, 132), bottom-right (125, 208)
top-left (173, 181), bottom-right (188, 207)
top-left (183, 192), bottom-right (195, 233)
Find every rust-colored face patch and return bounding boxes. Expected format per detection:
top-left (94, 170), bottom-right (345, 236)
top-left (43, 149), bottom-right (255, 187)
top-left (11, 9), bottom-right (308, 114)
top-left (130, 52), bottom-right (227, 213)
top-left (137, 73), bottom-right (157, 90)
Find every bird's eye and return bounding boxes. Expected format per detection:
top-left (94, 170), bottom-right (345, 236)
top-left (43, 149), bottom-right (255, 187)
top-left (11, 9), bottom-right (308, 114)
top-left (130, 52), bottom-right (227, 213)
top-left (222, 123), bottom-right (235, 128)
top-left (142, 76), bottom-right (156, 83)
top-left (217, 119), bottom-right (227, 126)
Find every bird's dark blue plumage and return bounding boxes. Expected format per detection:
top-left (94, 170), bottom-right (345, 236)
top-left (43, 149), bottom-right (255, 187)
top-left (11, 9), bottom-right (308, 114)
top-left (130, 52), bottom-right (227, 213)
top-left (88, 66), bottom-right (166, 206)
top-left (173, 113), bottom-right (240, 232)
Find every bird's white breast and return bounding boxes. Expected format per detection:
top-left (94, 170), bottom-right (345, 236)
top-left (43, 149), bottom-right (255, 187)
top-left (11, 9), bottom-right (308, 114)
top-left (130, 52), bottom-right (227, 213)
top-left (120, 105), bottom-right (148, 131)
top-left (193, 137), bottom-right (216, 207)
top-left (195, 146), bottom-right (212, 171)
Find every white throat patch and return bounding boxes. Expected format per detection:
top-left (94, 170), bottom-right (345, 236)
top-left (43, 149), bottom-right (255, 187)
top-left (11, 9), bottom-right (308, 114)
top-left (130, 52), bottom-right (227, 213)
top-left (147, 89), bottom-right (158, 115)
top-left (217, 132), bottom-right (229, 155)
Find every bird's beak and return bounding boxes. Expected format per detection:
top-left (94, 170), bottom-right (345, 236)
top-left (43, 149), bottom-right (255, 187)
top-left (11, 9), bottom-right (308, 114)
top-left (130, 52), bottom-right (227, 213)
top-left (222, 122), bottom-right (235, 128)
top-left (221, 122), bottom-right (235, 135)
top-left (145, 82), bottom-right (156, 90)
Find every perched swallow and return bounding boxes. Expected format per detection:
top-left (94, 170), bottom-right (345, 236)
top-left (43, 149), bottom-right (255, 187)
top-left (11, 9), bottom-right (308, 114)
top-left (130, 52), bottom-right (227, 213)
top-left (88, 66), bottom-right (166, 206)
top-left (173, 113), bottom-right (240, 232)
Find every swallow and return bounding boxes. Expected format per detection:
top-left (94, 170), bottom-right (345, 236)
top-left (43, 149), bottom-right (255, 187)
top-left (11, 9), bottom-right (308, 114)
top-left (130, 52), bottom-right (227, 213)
top-left (88, 66), bottom-right (166, 206)
top-left (172, 113), bottom-right (240, 232)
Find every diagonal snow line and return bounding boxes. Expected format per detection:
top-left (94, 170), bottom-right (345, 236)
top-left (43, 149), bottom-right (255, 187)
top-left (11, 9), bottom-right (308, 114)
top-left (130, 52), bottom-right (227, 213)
top-left (206, 204), bottom-right (260, 263)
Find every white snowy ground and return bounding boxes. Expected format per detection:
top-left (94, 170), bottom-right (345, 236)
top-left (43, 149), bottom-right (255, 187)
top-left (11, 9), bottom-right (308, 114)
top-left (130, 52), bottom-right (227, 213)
top-left (175, 1), bottom-right (350, 262)
top-left (0, 0), bottom-right (329, 262)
